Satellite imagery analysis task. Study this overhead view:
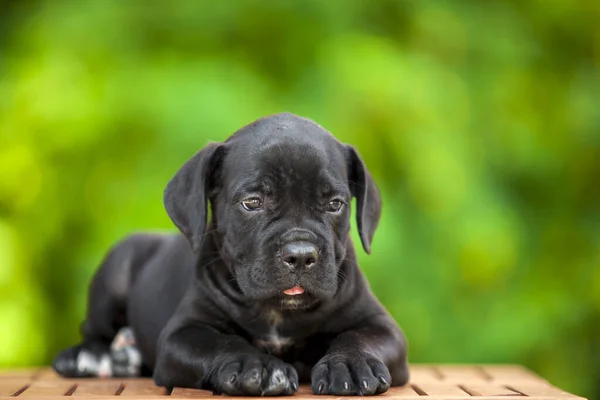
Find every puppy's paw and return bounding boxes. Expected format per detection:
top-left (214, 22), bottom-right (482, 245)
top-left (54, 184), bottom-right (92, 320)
top-left (213, 354), bottom-right (298, 396)
top-left (53, 346), bottom-right (86, 378)
top-left (311, 353), bottom-right (391, 396)
top-left (53, 345), bottom-right (112, 378)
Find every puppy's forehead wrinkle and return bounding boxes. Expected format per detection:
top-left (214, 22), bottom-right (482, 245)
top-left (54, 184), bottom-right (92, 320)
top-left (224, 135), bottom-right (349, 198)
top-left (228, 166), bottom-right (346, 200)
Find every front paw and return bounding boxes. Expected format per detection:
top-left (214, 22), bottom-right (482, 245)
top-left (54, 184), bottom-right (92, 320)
top-left (213, 354), bottom-right (298, 396)
top-left (311, 353), bottom-right (391, 396)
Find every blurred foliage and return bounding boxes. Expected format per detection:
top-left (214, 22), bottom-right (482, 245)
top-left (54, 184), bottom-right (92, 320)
top-left (1, 0), bottom-right (599, 398)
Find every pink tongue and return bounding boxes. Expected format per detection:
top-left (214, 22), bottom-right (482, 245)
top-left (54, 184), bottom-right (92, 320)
top-left (283, 286), bottom-right (305, 295)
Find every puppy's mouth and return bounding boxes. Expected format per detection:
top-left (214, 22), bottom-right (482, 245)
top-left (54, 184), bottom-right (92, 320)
top-left (282, 286), bottom-right (304, 296)
top-left (279, 289), bottom-right (318, 311)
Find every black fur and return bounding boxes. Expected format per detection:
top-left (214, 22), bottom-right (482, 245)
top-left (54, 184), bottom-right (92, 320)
top-left (53, 113), bottom-right (409, 396)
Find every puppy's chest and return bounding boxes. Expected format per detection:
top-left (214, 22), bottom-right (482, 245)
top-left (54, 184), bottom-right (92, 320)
top-left (251, 311), bottom-right (296, 356)
top-left (253, 332), bottom-right (294, 356)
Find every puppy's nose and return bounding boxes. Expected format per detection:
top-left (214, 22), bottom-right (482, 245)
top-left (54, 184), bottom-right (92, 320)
top-left (282, 241), bottom-right (318, 270)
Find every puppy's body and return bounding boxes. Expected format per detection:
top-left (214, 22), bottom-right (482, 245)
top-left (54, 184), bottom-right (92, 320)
top-left (54, 113), bottom-right (409, 396)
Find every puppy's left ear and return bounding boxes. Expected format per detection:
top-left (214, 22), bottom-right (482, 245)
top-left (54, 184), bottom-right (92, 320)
top-left (347, 145), bottom-right (382, 254)
top-left (163, 142), bottom-right (224, 253)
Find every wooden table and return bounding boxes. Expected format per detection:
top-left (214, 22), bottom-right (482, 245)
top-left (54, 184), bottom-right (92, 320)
top-left (0, 365), bottom-right (586, 399)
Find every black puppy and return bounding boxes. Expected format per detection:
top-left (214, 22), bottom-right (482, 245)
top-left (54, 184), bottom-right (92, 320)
top-left (53, 113), bottom-right (409, 396)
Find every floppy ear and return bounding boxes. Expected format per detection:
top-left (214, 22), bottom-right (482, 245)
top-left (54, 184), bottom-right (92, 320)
top-left (163, 142), bottom-right (223, 252)
top-left (347, 145), bottom-right (382, 254)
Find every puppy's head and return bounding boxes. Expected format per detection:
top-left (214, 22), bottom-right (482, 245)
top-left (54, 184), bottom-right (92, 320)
top-left (164, 113), bottom-right (381, 310)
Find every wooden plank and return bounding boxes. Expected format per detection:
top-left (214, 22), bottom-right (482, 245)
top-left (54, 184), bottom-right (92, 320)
top-left (513, 383), bottom-right (586, 398)
top-left (460, 383), bottom-right (523, 396)
top-left (18, 380), bottom-right (77, 397)
top-left (413, 383), bottom-right (471, 397)
top-left (119, 379), bottom-right (167, 396)
top-left (171, 387), bottom-right (214, 397)
top-left (0, 369), bottom-right (37, 380)
top-left (381, 385), bottom-right (422, 398)
top-left (72, 381), bottom-right (123, 396)
top-left (435, 365), bottom-right (489, 383)
top-left (0, 379), bottom-right (30, 396)
top-left (31, 369), bottom-right (62, 381)
top-left (482, 364), bottom-right (547, 384)
top-left (296, 386), bottom-right (313, 395)
top-left (406, 365), bottom-right (444, 383)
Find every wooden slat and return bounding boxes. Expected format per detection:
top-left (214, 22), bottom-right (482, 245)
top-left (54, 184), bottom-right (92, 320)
top-left (413, 383), bottom-right (471, 397)
top-left (483, 365), bottom-right (549, 384)
top-left (31, 369), bottom-right (62, 381)
top-left (435, 365), bottom-right (490, 383)
top-left (118, 379), bottom-right (167, 396)
top-left (0, 369), bottom-right (38, 380)
top-left (18, 380), bottom-right (76, 397)
top-left (514, 383), bottom-right (585, 398)
top-left (170, 387), bottom-right (213, 397)
top-left (381, 385), bottom-right (422, 398)
top-left (0, 379), bottom-right (30, 396)
top-left (460, 383), bottom-right (523, 396)
top-left (72, 381), bottom-right (123, 396)
top-left (296, 386), bottom-right (313, 396)
top-left (406, 365), bottom-right (445, 384)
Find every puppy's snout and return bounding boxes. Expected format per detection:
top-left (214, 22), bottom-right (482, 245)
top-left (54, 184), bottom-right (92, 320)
top-left (282, 241), bottom-right (318, 270)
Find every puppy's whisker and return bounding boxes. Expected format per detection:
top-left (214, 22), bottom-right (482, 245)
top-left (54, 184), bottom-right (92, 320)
top-left (336, 268), bottom-right (349, 283)
top-left (197, 257), bottom-right (223, 270)
top-left (196, 228), bottom-right (219, 242)
top-left (337, 269), bottom-right (347, 278)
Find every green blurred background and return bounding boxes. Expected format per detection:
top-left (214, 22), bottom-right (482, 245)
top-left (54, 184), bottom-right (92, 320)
top-left (0, 0), bottom-right (599, 398)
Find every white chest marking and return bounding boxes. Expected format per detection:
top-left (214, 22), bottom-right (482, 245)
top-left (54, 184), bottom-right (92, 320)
top-left (254, 310), bottom-right (293, 354)
top-left (255, 334), bottom-right (293, 354)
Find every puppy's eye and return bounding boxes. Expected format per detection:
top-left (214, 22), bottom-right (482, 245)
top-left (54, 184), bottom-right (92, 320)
top-left (241, 198), bottom-right (263, 211)
top-left (327, 199), bottom-right (344, 213)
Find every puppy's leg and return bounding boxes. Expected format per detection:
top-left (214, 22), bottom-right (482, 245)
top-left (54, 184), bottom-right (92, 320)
top-left (53, 262), bottom-right (123, 378)
top-left (155, 325), bottom-right (299, 396)
top-left (153, 296), bottom-right (299, 396)
top-left (311, 314), bottom-right (409, 396)
top-left (53, 234), bottom-right (164, 378)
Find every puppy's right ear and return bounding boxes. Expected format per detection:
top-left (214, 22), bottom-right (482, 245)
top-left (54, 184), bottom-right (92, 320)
top-left (163, 142), bottom-right (224, 252)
